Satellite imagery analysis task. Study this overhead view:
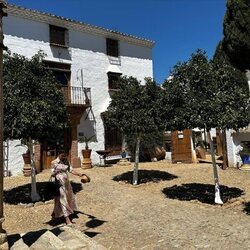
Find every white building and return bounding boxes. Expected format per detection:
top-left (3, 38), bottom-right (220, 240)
top-left (3, 4), bottom-right (154, 175)
top-left (226, 72), bottom-right (250, 168)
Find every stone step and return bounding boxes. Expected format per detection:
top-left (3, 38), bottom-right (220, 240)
top-left (51, 226), bottom-right (88, 250)
top-left (10, 238), bottom-right (29, 250)
top-left (8, 226), bottom-right (107, 250)
top-left (30, 230), bottom-right (67, 250)
top-left (59, 226), bottom-right (106, 250)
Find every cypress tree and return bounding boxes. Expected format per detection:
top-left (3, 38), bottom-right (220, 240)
top-left (221, 0), bottom-right (250, 70)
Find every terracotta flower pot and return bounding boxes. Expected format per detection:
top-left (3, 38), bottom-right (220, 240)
top-left (22, 152), bottom-right (31, 164)
top-left (81, 149), bottom-right (92, 169)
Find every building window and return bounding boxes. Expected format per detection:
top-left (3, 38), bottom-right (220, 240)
top-left (43, 61), bottom-right (71, 85)
top-left (105, 126), bottom-right (122, 151)
top-left (108, 72), bottom-right (121, 90)
top-left (50, 25), bottom-right (68, 47)
top-left (106, 38), bottom-right (119, 57)
top-left (101, 112), bottom-right (122, 152)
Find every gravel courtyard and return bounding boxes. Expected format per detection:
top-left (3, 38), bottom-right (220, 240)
top-left (3, 161), bottom-right (250, 249)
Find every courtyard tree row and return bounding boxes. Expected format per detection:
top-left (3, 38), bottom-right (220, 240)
top-left (106, 50), bottom-right (249, 204)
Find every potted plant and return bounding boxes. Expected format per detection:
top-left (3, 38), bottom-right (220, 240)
top-left (239, 142), bottom-right (250, 165)
top-left (78, 133), bottom-right (95, 169)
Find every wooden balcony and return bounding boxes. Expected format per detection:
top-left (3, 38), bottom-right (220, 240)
top-left (60, 86), bottom-right (91, 107)
top-left (60, 86), bottom-right (91, 125)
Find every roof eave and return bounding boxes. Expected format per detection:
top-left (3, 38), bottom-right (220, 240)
top-left (6, 4), bottom-right (155, 48)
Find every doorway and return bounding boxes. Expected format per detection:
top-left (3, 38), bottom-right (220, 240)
top-left (42, 128), bottom-right (71, 169)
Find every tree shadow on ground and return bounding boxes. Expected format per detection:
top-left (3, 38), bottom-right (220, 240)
top-left (3, 181), bottom-right (82, 205)
top-left (113, 169), bottom-right (178, 185)
top-left (162, 183), bottom-right (244, 205)
top-left (243, 202), bottom-right (250, 215)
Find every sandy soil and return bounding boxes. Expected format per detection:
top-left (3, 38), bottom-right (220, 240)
top-left (3, 161), bottom-right (250, 249)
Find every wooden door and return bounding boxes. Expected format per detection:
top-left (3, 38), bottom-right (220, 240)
top-left (171, 129), bottom-right (193, 163)
top-left (44, 147), bottom-right (57, 169)
top-left (216, 129), bottom-right (223, 156)
top-left (42, 143), bottom-right (58, 169)
top-left (42, 129), bottom-right (71, 169)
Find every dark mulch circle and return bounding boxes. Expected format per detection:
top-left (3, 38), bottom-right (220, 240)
top-left (162, 183), bottom-right (244, 205)
top-left (3, 181), bottom-right (82, 205)
top-left (113, 169), bottom-right (178, 185)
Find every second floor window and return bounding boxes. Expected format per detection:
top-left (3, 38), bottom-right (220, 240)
top-left (108, 72), bottom-right (121, 90)
top-left (43, 61), bottom-right (71, 85)
top-left (50, 25), bottom-right (68, 47)
top-left (106, 38), bottom-right (119, 57)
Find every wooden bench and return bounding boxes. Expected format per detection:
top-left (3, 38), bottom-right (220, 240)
top-left (104, 154), bottom-right (131, 164)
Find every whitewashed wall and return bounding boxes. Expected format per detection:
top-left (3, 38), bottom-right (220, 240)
top-left (227, 131), bottom-right (250, 167)
top-left (3, 13), bottom-right (153, 174)
top-left (227, 72), bottom-right (250, 168)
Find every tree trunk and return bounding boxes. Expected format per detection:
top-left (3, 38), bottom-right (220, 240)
top-left (207, 130), bottom-right (223, 204)
top-left (28, 138), bottom-right (40, 202)
top-left (133, 136), bottom-right (140, 185)
top-left (222, 129), bottom-right (228, 170)
top-left (121, 134), bottom-right (126, 158)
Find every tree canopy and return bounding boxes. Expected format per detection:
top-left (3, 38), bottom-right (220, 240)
top-left (106, 76), bottom-right (164, 137)
top-left (3, 51), bottom-right (68, 142)
top-left (106, 76), bottom-right (164, 184)
top-left (162, 50), bottom-right (249, 131)
top-left (220, 0), bottom-right (250, 70)
top-left (162, 49), bottom-right (249, 203)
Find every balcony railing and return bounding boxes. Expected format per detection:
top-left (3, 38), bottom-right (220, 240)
top-left (60, 86), bottom-right (91, 106)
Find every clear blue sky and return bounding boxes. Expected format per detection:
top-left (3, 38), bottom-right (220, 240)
top-left (7, 0), bottom-right (226, 84)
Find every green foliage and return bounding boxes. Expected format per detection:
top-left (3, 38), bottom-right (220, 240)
top-left (105, 76), bottom-right (165, 163)
top-left (162, 50), bottom-right (249, 131)
top-left (162, 50), bottom-right (212, 130)
top-left (106, 76), bottom-right (164, 137)
top-left (221, 0), bottom-right (250, 70)
top-left (78, 134), bottom-right (95, 150)
top-left (239, 141), bottom-right (250, 155)
top-left (126, 131), bottom-right (164, 161)
top-left (211, 58), bottom-right (249, 130)
top-left (213, 40), bottom-right (231, 63)
top-left (3, 51), bottom-right (68, 142)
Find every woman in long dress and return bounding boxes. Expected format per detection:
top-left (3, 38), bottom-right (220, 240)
top-left (51, 152), bottom-right (83, 225)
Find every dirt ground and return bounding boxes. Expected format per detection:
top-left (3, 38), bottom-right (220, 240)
top-left (3, 161), bottom-right (250, 249)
